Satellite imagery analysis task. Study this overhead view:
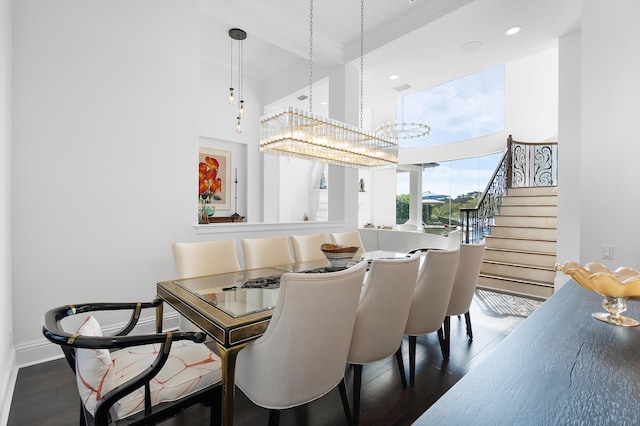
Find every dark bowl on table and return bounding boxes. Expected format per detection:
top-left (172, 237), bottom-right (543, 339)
top-left (320, 244), bottom-right (359, 269)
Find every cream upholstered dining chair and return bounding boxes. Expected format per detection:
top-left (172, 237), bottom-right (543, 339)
top-left (329, 231), bottom-right (365, 256)
top-left (290, 233), bottom-right (329, 262)
top-left (241, 236), bottom-right (295, 269)
top-left (442, 243), bottom-right (486, 358)
top-left (446, 227), bottom-right (462, 249)
top-left (172, 239), bottom-right (241, 278)
top-left (235, 261), bottom-right (367, 425)
top-left (347, 253), bottom-right (420, 425)
top-left (403, 247), bottom-right (460, 386)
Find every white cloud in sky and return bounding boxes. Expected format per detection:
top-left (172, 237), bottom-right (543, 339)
top-left (399, 65), bottom-right (504, 148)
top-left (396, 65), bottom-right (505, 198)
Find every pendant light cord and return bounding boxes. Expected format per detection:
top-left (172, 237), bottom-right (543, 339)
top-left (360, 0), bottom-right (364, 130)
top-left (309, 0), bottom-right (314, 114)
top-left (239, 39), bottom-right (243, 103)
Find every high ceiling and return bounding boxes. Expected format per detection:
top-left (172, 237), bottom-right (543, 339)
top-left (200, 0), bottom-right (581, 115)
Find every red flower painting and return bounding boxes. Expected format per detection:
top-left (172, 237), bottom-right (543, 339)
top-left (199, 156), bottom-right (222, 199)
top-left (197, 148), bottom-right (230, 223)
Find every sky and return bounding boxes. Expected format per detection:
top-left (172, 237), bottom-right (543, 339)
top-left (396, 65), bottom-right (505, 197)
top-left (397, 153), bottom-right (503, 197)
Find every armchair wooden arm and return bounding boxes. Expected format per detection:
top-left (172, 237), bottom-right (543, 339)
top-left (42, 300), bottom-right (221, 426)
top-left (43, 299), bottom-right (206, 350)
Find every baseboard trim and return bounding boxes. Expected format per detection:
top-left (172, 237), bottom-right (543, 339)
top-left (0, 348), bottom-right (17, 426)
top-left (15, 312), bottom-right (181, 368)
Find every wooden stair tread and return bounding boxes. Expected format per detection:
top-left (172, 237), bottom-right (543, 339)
top-left (478, 185), bottom-right (558, 299)
top-left (485, 235), bottom-right (556, 243)
top-left (479, 273), bottom-right (554, 288)
top-left (485, 247), bottom-right (556, 256)
top-left (491, 224), bottom-right (557, 230)
top-left (495, 213), bottom-right (557, 218)
top-left (500, 203), bottom-right (557, 206)
top-left (482, 259), bottom-right (556, 272)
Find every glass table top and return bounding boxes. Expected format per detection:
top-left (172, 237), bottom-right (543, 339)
top-left (173, 251), bottom-right (411, 318)
top-left (174, 267), bottom-right (285, 318)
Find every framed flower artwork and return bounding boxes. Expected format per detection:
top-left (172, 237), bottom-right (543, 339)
top-left (198, 147), bottom-right (231, 214)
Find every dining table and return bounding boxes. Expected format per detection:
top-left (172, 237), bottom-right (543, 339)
top-left (414, 279), bottom-right (640, 425)
top-left (156, 250), bottom-right (409, 426)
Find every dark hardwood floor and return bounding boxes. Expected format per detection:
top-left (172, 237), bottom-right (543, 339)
top-left (8, 290), bottom-right (542, 426)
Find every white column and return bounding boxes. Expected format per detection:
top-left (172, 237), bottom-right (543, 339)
top-left (327, 64), bottom-right (359, 228)
top-left (556, 30), bottom-right (581, 289)
top-left (408, 166), bottom-right (423, 226)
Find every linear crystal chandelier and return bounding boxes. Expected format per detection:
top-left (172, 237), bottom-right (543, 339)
top-left (258, 0), bottom-right (398, 169)
top-left (260, 107), bottom-right (398, 168)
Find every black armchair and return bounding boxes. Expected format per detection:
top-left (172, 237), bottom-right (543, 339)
top-left (42, 299), bottom-right (221, 426)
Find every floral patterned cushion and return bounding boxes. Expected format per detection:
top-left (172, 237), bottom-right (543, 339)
top-left (110, 340), bottom-right (222, 420)
top-left (75, 316), bottom-right (115, 416)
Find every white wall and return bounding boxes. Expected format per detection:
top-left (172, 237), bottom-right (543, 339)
top-left (579, 0), bottom-right (640, 269)
top-left (370, 168), bottom-right (398, 227)
top-left (11, 0), bottom-right (202, 364)
top-left (10, 1), bottom-right (355, 370)
top-left (0, 0), bottom-right (14, 421)
top-left (505, 47), bottom-right (559, 141)
top-left (278, 156), bottom-right (316, 222)
top-left (556, 30), bottom-right (581, 288)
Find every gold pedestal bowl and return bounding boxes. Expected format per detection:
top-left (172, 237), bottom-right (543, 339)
top-left (556, 261), bottom-right (640, 327)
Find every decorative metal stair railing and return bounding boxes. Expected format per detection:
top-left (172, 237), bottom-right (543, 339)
top-left (460, 135), bottom-right (558, 244)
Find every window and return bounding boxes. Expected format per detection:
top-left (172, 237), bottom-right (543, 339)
top-left (398, 65), bottom-right (504, 148)
top-left (396, 153), bottom-right (503, 225)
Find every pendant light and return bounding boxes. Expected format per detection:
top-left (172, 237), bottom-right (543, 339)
top-left (228, 28), bottom-right (246, 133)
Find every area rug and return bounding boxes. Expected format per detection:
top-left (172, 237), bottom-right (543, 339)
top-left (474, 289), bottom-right (543, 318)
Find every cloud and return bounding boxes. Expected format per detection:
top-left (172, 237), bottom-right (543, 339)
top-left (395, 66), bottom-right (505, 198)
top-left (398, 65), bottom-right (505, 148)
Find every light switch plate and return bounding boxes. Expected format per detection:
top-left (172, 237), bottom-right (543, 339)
top-left (601, 245), bottom-right (614, 260)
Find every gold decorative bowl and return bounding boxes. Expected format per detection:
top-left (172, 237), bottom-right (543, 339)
top-left (555, 261), bottom-right (640, 327)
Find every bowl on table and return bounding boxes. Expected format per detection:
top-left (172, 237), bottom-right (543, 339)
top-left (555, 261), bottom-right (640, 327)
top-left (320, 243), bottom-right (359, 269)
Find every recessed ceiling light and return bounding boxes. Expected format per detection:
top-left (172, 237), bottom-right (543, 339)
top-left (505, 26), bottom-right (521, 36)
top-left (320, 101), bottom-right (328, 106)
top-left (389, 74), bottom-right (400, 80)
top-left (460, 41), bottom-right (482, 52)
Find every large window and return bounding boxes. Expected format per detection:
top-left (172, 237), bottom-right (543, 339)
top-left (396, 65), bottom-right (505, 226)
top-left (398, 65), bottom-right (504, 148)
top-left (396, 153), bottom-right (503, 225)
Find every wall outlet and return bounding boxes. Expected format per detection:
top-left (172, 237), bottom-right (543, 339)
top-left (601, 245), bottom-right (614, 260)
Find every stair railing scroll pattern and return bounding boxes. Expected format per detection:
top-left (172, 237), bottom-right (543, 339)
top-left (461, 135), bottom-right (557, 244)
top-left (461, 148), bottom-right (508, 244)
top-left (511, 138), bottom-right (558, 187)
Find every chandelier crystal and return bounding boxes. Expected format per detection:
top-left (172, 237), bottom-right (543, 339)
top-left (258, 0), bottom-right (397, 168)
top-left (375, 120), bottom-right (430, 141)
top-left (375, 97), bottom-right (430, 142)
top-left (260, 107), bottom-right (398, 168)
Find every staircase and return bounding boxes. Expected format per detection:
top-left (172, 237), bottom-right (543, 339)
top-left (477, 186), bottom-right (557, 299)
